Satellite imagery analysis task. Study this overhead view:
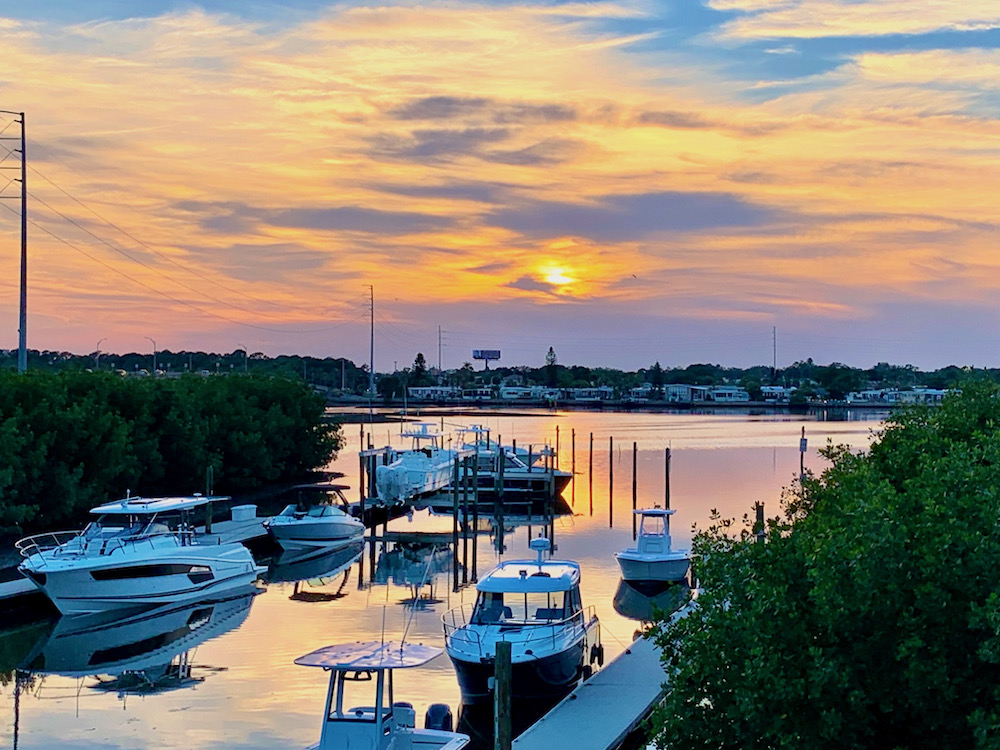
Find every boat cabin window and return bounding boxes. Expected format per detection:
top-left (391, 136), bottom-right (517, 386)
top-left (641, 515), bottom-right (666, 537)
top-left (472, 590), bottom-right (578, 623)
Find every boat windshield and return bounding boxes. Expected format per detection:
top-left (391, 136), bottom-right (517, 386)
top-left (81, 514), bottom-right (170, 540)
top-left (640, 515), bottom-right (666, 536)
top-left (306, 505), bottom-right (347, 518)
top-left (472, 589), bottom-right (582, 624)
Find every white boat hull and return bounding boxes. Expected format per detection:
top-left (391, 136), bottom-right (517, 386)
top-left (20, 543), bottom-right (264, 615)
top-left (266, 519), bottom-right (364, 553)
top-left (614, 551), bottom-right (690, 582)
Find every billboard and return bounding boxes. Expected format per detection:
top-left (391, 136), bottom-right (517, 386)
top-left (472, 349), bottom-right (501, 361)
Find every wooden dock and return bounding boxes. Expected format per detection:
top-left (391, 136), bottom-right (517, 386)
top-left (513, 601), bottom-right (695, 750)
top-left (512, 636), bottom-right (665, 750)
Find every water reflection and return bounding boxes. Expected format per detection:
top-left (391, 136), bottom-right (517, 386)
top-left (613, 579), bottom-right (692, 625)
top-left (264, 540), bottom-right (363, 603)
top-left (20, 585), bottom-right (261, 693)
top-left (373, 543), bottom-right (453, 609)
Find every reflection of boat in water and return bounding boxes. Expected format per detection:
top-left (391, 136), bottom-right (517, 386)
top-left (264, 484), bottom-right (365, 554)
top-left (615, 508), bottom-right (690, 583)
top-left (265, 540), bottom-right (363, 602)
top-left (17, 495), bottom-right (264, 615)
top-left (374, 542), bottom-right (455, 609)
top-left (375, 423), bottom-right (458, 502)
top-left (20, 585), bottom-right (260, 694)
top-left (613, 579), bottom-right (692, 624)
top-left (295, 640), bottom-right (469, 749)
top-left (442, 537), bottom-right (602, 706)
top-left (374, 543), bottom-right (452, 587)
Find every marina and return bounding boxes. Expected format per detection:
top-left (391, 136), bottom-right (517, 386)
top-left (0, 409), bottom-right (884, 749)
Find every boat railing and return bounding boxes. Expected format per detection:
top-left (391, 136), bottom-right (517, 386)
top-left (15, 530), bottom-right (81, 558)
top-left (16, 525), bottom-right (189, 565)
top-left (442, 605), bottom-right (597, 658)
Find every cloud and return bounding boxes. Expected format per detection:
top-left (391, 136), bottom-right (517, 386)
top-left (367, 127), bottom-right (511, 161)
top-left (489, 191), bottom-right (780, 242)
top-left (709, 0), bottom-right (1000, 39)
top-left (505, 275), bottom-right (562, 295)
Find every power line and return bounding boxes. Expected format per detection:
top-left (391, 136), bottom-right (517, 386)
top-left (0, 201), bottom-right (371, 335)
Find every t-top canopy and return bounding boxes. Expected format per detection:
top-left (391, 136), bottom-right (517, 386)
top-left (633, 508), bottom-right (676, 516)
top-left (295, 641), bottom-right (443, 671)
top-left (90, 495), bottom-right (229, 516)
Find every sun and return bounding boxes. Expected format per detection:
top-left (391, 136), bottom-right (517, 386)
top-left (542, 267), bottom-right (575, 286)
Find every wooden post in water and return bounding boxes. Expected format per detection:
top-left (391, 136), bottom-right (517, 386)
top-left (472, 451), bottom-right (479, 582)
top-left (799, 426), bottom-right (807, 483)
top-left (571, 428), bottom-right (576, 507)
top-left (632, 441), bottom-right (638, 540)
top-left (462, 456), bottom-right (469, 585)
top-left (588, 432), bottom-right (594, 516)
top-left (453, 456), bottom-right (460, 592)
top-left (609, 436), bottom-right (614, 528)
top-left (494, 640), bottom-right (513, 750)
top-left (555, 425), bottom-right (560, 469)
top-left (665, 447), bottom-right (671, 509)
top-left (496, 435), bottom-right (505, 554)
top-left (755, 502), bottom-right (765, 543)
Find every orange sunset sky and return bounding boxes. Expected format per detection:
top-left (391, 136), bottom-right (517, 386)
top-left (1, 1), bottom-right (999, 371)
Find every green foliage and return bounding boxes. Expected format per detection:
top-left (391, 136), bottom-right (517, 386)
top-left (649, 382), bottom-right (1000, 749)
top-left (0, 371), bottom-right (342, 534)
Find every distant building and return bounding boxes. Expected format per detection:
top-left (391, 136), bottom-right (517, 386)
top-left (707, 386), bottom-right (751, 402)
top-left (407, 386), bottom-right (461, 401)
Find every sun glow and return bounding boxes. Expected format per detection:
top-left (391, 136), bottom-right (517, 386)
top-left (543, 267), bottom-right (575, 286)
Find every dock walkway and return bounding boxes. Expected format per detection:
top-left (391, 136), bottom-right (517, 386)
top-left (512, 635), bottom-right (666, 750)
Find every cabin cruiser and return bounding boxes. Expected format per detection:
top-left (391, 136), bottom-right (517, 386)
top-left (442, 537), bottom-right (602, 705)
top-left (614, 507), bottom-right (691, 583)
top-left (264, 484), bottom-right (365, 554)
top-left (16, 494), bottom-right (264, 615)
top-left (456, 425), bottom-right (572, 500)
top-left (376, 423), bottom-right (458, 502)
top-left (295, 640), bottom-right (469, 749)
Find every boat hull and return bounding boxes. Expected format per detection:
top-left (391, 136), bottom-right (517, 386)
top-left (19, 544), bottom-right (263, 615)
top-left (614, 551), bottom-right (690, 583)
top-left (449, 642), bottom-right (587, 704)
top-left (266, 520), bottom-right (364, 554)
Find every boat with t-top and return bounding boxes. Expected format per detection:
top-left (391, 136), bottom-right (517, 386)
top-left (442, 536), bottom-right (602, 705)
top-left (376, 423), bottom-right (458, 502)
top-left (614, 507), bottom-right (690, 583)
top-left (454, 425), bottom-right (572, 500)
top-left (16, 494), bottom-right (264, 615)
top-left (295, 639), bottom-right (469, 749)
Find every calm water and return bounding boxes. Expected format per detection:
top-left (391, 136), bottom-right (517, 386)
top-left (0, 409), bottom-right (885, 749)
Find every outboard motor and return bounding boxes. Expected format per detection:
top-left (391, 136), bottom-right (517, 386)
top-left (425, 703), bottom-right (454, 732)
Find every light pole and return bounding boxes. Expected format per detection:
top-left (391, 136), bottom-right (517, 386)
top-left (237, 343), bottom-right (248, 373)
top-left (95, 337), bottom-right (107, 370)
top-left (144, 336), bottom-right (157, 375)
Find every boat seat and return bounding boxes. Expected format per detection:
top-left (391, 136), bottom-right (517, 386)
top-left (480, 606), bottom-right (512, 623)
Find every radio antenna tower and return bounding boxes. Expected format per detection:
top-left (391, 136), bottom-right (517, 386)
top-left (0, 110), bottom-right (26, 372)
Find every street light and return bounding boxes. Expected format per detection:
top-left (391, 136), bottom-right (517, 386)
top-left (95, 337), bottom-right (107, 370)
top-left (237, 343), bottom-right (248, 373)
top-left (144, 336), bottom-right (157, 375)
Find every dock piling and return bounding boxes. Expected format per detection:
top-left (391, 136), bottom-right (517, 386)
top-left (665, 448), bottom-right (671, 509)
top-left (495, 640), bottom-right (513, 750)
top-left (609, 436), bottom-right (614, 528)
top-left (632, 441), bottom-right (637, 540)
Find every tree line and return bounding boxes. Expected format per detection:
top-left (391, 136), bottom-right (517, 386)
top-left (0, 370), bottom-right (342, 535)
top-left (2, 348), bottom-right (990, 402)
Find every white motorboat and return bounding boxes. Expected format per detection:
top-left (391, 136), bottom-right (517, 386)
top-left (376, 423), bottom-right (458, 502)
top-left (442, 537), bottom-right (602, 705)
top-left (264, 485), bottom-right (365, 554)
top-left (16, 494), bottom-right (265, 615)
top-left (455, 425), bottom-right (572, 500)
top-left (614, 507), bottom-right (690, 583)
top-left (296, 640), bottom-right (469, 749)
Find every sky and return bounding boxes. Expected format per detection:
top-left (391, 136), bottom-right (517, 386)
top-left (1, 1), bottom-right (999, 372)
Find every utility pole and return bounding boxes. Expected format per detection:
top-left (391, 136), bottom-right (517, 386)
top-left (0, 111), bottom-right (26, 372)
top-left (438, 325), bottom-right (442, 376)
top-left (367, 285), bottom-right (374, 396)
